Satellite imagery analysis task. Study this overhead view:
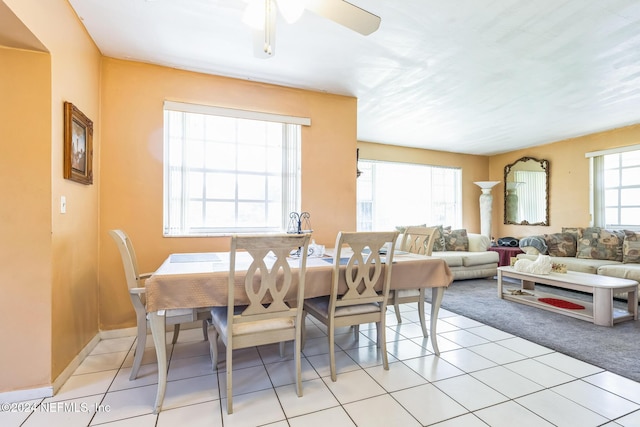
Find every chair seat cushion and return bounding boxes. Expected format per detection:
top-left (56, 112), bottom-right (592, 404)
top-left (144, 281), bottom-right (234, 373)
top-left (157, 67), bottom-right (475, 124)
top-left (211, 306), bottom-right (294, 337)
top-left (304, 296), bottom-right (381, 318)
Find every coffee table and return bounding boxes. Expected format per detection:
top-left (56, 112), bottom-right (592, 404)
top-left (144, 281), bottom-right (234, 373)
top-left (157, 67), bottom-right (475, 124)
top-left (497, 266), bottom-right (638, 326)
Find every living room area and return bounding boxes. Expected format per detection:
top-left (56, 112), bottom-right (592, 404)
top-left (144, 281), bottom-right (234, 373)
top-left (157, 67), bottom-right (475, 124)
top-left (2, 0), bottom-right (640, 426)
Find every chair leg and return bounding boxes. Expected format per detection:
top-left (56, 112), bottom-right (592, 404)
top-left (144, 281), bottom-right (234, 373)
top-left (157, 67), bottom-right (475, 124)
top-left (279, 341), bottom-right (285, 358)
top-left (301, 311), bottom-right (307, 349)
top-left (130, 318), bottom-right (147, 381)
top-left (418, 289), bottom-right (428, 338)
top-left (171, 324), bottom-right (180, 344)
top-left (207, 322), bottom-right (219, 371)
top-left (226, 344), bottom-right (233, 414)
top-left (329, 323), bottom-right (337, 382)
top-left (378, 320), bottom-right (389, 370)
top-left (393, 292), bottom-right (402, 323)
top-left (202, 319), bottom-right (208, 341)
top-left (295, 327), bottom-right (303, 397)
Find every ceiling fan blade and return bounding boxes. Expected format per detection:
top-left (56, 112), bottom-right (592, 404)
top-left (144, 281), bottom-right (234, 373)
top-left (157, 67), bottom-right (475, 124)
top-left (252, 0), bottom-right (277, 58)
top-left (305, 0), bottom-right (381, 35)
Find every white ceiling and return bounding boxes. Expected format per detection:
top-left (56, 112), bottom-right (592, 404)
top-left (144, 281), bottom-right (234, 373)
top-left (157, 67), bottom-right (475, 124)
top-left (68, 0), bottom-right (640, 155)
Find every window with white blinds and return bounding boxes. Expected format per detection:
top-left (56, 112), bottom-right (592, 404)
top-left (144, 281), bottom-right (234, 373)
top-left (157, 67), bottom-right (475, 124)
top-left (163, 102), bottom-right (309, 236)
top-left (587, 145), bottom-right (640, 230)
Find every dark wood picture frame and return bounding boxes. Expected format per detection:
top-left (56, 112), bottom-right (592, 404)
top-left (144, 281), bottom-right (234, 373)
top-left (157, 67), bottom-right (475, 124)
top-left (64, 101), bottom-right (93, 185)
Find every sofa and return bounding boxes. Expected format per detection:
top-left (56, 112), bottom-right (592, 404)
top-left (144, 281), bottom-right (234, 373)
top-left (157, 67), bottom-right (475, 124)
top-left (398, 225), bottom-right (499, 280)
top-left (517, 227), bottom-right (640, 302)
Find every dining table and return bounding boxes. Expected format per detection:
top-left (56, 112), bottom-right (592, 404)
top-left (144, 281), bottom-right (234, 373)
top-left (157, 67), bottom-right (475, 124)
top-left (144, 249), bottom-right (454, 413)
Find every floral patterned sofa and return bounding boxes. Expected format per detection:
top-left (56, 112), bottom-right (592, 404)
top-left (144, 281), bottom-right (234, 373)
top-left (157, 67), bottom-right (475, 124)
top-left (517, 227), bottom-right (640, 302)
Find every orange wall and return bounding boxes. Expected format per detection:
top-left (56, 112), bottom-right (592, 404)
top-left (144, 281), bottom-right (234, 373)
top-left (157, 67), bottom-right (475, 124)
top-left (2, 0), bottom-right (102, 390)
top-left (4, 0), bottom-right (640, 396)
top-left (0, 46), bottom-right (52, 393)
top-left (490, 124), bottom-right (640, 239)
top-left (98, 59), bottom-right (357, 330)
top-left (358, 142), bottom-right (490, 233)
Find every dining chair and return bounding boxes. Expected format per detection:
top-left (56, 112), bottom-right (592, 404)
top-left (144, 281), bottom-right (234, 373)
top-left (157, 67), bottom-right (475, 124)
top-left (303, 230), bottom-right (398, 382)
top-left (208, 233), bottom-right (311, 414)
top-left (389, 226), bottom-right (437, 337)
top-left (109, 229), bottom-right (210, 380)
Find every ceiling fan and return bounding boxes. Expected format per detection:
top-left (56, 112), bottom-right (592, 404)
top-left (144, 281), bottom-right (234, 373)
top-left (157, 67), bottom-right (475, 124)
top-left (242, 0), bottom-right (381, 58)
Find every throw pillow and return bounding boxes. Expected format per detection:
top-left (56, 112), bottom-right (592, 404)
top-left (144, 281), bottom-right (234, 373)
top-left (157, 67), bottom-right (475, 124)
top-left (544, 233), bottom-right (576, 257)
top-left (623, 230), bottom-right (640, 263)
top-left (562, 227), bottom-right (584, 242)
top-left (444, 229), bottom-right (469, 251)
top-left (576, 227), bottom-right (624, 261)
top-left (431, 225), bottom-right (450, 252)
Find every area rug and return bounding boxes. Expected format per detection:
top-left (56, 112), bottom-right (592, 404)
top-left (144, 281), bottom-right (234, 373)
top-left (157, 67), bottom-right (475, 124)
top-left (428, 278), bottom-right (640, 383)
top-left (538, 298), bottom-right (585, 310)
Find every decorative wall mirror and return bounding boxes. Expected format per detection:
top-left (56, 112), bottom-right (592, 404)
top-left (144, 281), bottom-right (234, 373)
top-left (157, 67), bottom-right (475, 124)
top-left (504, 156), bottom-right (549, 226)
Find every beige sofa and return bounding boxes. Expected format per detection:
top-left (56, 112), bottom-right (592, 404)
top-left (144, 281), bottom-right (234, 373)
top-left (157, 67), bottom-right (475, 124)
top-left (517, 228), bottom-right (640, 302)
top-left (430, 233), bottom-right (499, 280)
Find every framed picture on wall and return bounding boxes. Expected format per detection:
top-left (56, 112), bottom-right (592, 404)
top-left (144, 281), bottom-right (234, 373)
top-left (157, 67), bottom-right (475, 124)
top-left (63, 101), bottom-right (93, 185)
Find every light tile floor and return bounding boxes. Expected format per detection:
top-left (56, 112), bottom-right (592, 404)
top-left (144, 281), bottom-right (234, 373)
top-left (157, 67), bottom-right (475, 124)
top-left (3, 303), bottom-right (640, 427)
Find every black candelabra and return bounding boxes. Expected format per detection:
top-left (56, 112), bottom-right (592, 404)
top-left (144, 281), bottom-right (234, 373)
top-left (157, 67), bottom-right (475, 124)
top-left (287, 211), bottom-right (312, 234)
top-left (287, 212), bottom-right (312, 257)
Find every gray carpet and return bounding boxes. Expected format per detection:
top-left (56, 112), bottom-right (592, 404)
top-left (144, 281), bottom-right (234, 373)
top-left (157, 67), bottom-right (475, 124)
top-left (429, 278), bottom-right (640, 382)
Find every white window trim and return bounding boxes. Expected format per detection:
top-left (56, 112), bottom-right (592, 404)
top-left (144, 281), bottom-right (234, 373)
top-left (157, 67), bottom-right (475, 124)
top-left (586, 144), bottom-right (640, 229)
top-left (162, 102), bottom-right (310, 237)
top-left (163, 101), bottom-right (311, 126)
top-left (585, 144), bottom-right (640, 158)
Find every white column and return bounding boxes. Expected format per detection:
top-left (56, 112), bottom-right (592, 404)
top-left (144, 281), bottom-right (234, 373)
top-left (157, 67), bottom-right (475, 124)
top-left (505, 182), bottom-right (523, 223)
top-left (473, 181), bottom-right (500, 240)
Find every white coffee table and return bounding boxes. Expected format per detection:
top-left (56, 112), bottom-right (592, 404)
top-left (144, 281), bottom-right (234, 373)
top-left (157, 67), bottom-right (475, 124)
top-left (497, 266), bottom-right (638, 326)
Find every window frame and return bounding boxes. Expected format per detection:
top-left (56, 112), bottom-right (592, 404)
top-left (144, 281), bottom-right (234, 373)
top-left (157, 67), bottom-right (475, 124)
top-left (356, 159), bottom-right (463, 231)
top-left (587, 144), bottom-right (640, 231)
top-left (162, 101), bottom-right (310, 237)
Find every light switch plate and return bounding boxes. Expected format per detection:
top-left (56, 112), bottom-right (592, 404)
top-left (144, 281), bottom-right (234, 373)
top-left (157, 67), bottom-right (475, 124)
top-left (60, 196), bottom-right (66, 214)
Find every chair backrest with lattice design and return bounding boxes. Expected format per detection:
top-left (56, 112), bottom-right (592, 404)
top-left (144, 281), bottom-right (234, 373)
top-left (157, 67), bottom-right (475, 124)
top-left (401, 226), bottom-right (437, 256)
top-left (330, 231), bottom-right (399, 309)
top-left (228, 233), bottom-right (311, 327)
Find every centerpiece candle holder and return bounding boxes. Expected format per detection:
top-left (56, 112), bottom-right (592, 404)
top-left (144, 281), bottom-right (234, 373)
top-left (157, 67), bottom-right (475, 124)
top-left (287, 212), bottom-right (313, 257)
top-left (287, 211), bottom-right (312, 234)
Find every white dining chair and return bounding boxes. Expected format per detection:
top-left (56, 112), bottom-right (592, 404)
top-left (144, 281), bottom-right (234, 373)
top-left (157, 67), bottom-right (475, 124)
top-left (208, 233), bottom-right (311, 414)
top-left (303, 230), bottom-right (398, 381)
top-left (388, 226), bottom-right (438, 337)
top-left (109, 229), bottom-right (210, 380)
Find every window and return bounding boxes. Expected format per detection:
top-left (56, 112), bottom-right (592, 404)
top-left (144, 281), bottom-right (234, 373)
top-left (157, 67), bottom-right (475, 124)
top-left (357, 160), bottom-right (462, 231)
top-left (588, 145), bottom-right (640, 230)
top-left (163, 101), bottom-right (309, 236)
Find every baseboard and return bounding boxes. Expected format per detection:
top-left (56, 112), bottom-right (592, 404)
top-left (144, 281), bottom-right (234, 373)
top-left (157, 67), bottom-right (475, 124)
top-left (99, 324), bottom-right (186, 340)
top-left (0, 386), bottom-right (54, 404)
top-left (0, 333), bottom-right (101, 404)
top-left (100, 326), bottom-right (137, 340)
top-left (51, 333), bottom-right (101, 394)
top-left (0, 323), bottom-right (205, 404)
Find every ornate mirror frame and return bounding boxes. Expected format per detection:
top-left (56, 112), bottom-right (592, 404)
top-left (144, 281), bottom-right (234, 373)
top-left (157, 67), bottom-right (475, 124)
top-left (504, 156), bottom-right (549, 226)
